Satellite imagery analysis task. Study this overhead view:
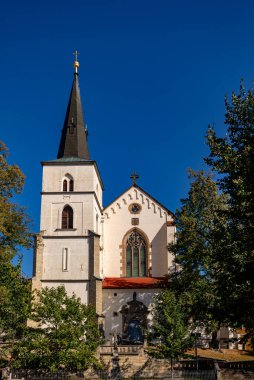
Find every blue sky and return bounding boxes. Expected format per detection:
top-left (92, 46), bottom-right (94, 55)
top-left (1, 0), bottom-right (254, 276)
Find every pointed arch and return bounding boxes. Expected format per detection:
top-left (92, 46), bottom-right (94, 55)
top-left (62, 205), bottom-right (73, 229)
top-left (122, 228), bottom-right (149, 277)
top-left (63, 179), bottom-right (68, 192)
top-left (62, 173), bottom-right (74, 192)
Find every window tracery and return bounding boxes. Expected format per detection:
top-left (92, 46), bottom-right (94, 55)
top-left (126, 231), bottom-right (147, 277)
top-left (62, 174), bottom-right (74, 192)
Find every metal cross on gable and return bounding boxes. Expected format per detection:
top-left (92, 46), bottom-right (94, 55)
top-left (130, 172), bottom-right (139, 185)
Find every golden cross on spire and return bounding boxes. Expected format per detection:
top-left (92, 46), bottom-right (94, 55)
top-left (73, 50), bottom-right (80, 73)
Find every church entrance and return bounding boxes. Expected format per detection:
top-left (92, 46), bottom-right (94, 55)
top-left (120, 292), bottom-right (148, 344)
top-left (127, 319), bottom-right (143, 343)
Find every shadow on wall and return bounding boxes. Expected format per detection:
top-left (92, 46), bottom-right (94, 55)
top-left (151, 223), bottom-right (168, 277)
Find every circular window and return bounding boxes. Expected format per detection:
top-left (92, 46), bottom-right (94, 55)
top-left (129, 203), bottom-right (142, 214)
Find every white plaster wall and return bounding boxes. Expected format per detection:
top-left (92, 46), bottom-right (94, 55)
top-left (40, 163), bottom-right (103, 237)
top-left (167, 225), bottom-right (176, 271)
top-left (42, 238), bottom-right (89, 280)
top-left (42, 164), bottom-right (103, 205)
top-left (35, 162), bottom-right (103, 310)
top-left (102, 288), bottom-right (158, 341)
top-left (40, 193), bottom-right (100, 235)
top-left (42, 281), bottom-right (89, 304)
top-left (103, 187), bottom-right (175, 277)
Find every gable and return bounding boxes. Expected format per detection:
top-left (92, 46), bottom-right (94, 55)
top-left (103, 185), bottom-right (174, 221)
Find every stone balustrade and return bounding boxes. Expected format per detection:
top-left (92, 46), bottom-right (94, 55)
top-left (100, 344), bottom-right (141, 355)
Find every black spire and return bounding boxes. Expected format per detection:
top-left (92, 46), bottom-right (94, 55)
top-left (57, 57), bottom-right (90, 160)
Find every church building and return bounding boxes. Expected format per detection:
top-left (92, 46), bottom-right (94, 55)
top-left (32, 57), bottom-right (176, 342)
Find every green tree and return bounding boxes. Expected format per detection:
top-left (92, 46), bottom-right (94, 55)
top-left (0, 142), bottom-right (32, 365)
top-left (0, 142), bottom-right (32, 262)
top-left (169, 84), bottom-right (254, 343)
top-left (206, 84), bottom-right (254, 329)
top-left (13, 286), bottom-right (101, 372)
top-left (0, 261), bottom-right (31, 338)
top-left (169, 171), bottom-right (230, 336)
top-left (152, 290), bottom-right (193, 378)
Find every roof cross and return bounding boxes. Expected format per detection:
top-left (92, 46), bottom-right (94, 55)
top-left (73, 50), bottom-right (80, 61)
top-left (73, 51), bottom-right (80, 73)
top-left (130, 172), bottom-right (139, 185)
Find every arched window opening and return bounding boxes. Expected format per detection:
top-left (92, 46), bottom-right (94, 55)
top-left (63, 180), bottom-right (68, 192)
top-left (62, 205), bottom-right (73, 229)
top-left (125, 231), bottom-right (147, 277)
top-left (62, 175), bottom-right (74, 192)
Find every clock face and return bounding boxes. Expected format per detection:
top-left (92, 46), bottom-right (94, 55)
top-left (129, 203), bottom-right (141, 214)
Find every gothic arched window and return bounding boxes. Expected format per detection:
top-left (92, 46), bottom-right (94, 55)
top-left (125, 231), bottom-right (147, 277)
top-left (62, 205), bottom-right (73, 229)
top-left (62, 175), bottom-right (74, 192)
top-left (63, 180), bottom-right (68, 192)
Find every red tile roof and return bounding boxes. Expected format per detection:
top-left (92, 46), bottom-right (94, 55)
top-left (102, 277), bottom-right (168, 289)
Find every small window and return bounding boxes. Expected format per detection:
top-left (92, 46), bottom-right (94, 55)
top-left (62, 248), bottom-right (69, 271)
top-left (63, 180), bottom-right (67, 192)
top-left (62, 175), bottom-right (74, 192)
top-left (62, 205), bottom-right (73, 229)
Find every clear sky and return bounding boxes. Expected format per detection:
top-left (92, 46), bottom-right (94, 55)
top-left (1, 0), bottom-right (254, 276)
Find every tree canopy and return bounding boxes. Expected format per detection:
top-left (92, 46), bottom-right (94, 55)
top-left (152, 289), bottom-right (193, 361)
top-left (0, 141), bottom-right (32, 262)
top-left (12, 286), bottom-right (101, 372)
top-left (167, 83), bottom-right (254, 342)
top-left (206, 85), bottom-right (254, 329)
top-left (0, 142), bottom-right (32, 365)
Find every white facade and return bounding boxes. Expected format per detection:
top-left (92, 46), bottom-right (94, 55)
top-left (103, 288), bottom-right (158, 342)
top-left (32, 68), bottom-right (176, 340)
top-left (33, 160), bottom-right (103, 304)
top-left (103, 186), bottom-right (175, 278)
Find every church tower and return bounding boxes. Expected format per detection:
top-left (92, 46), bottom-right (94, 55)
top-left (32, 56), bottom-right (103, 314)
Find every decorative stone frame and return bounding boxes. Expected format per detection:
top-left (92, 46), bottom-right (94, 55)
top-left (55, 204), bottom-right (76, 231)
top-left (128, 203), bottom-right (142, 214)
top-left (119, 227), bottom-right (152, 277)
top-left (61, 173), bottom-right (74, 192)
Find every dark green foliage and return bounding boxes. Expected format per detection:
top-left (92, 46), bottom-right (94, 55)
top-left (12, 286), bottom-right (101, 371)
top-left (0, 142), bottom-right (32, 364)
top-left (206, 85), bottom-right (254, 329)
top-left (169, 171), bottom-right (228, 335)
top-left (152, 290), bottom-right (193, 360)
top-left (169, 83), bottom-right (254, 339)
top-left (0, 142), bottom-right (32, 261)
top-left (0, 262), bottom-right (31, 339)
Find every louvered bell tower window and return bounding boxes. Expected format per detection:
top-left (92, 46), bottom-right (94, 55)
top-left (126, 231), bottom-right (147, 277)
top-left (62, 205), bottom-right (73, 229)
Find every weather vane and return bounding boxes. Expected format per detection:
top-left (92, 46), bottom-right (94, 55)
top-left (73, 50), bottom-right (80, 73)
top-left (130, 172), bottom-right (139, 185)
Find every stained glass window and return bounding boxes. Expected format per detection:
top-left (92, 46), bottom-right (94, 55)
top-left (126, 246), bottom-right (132, 277)
top-left (125, 231), bottom-right (147, 277)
